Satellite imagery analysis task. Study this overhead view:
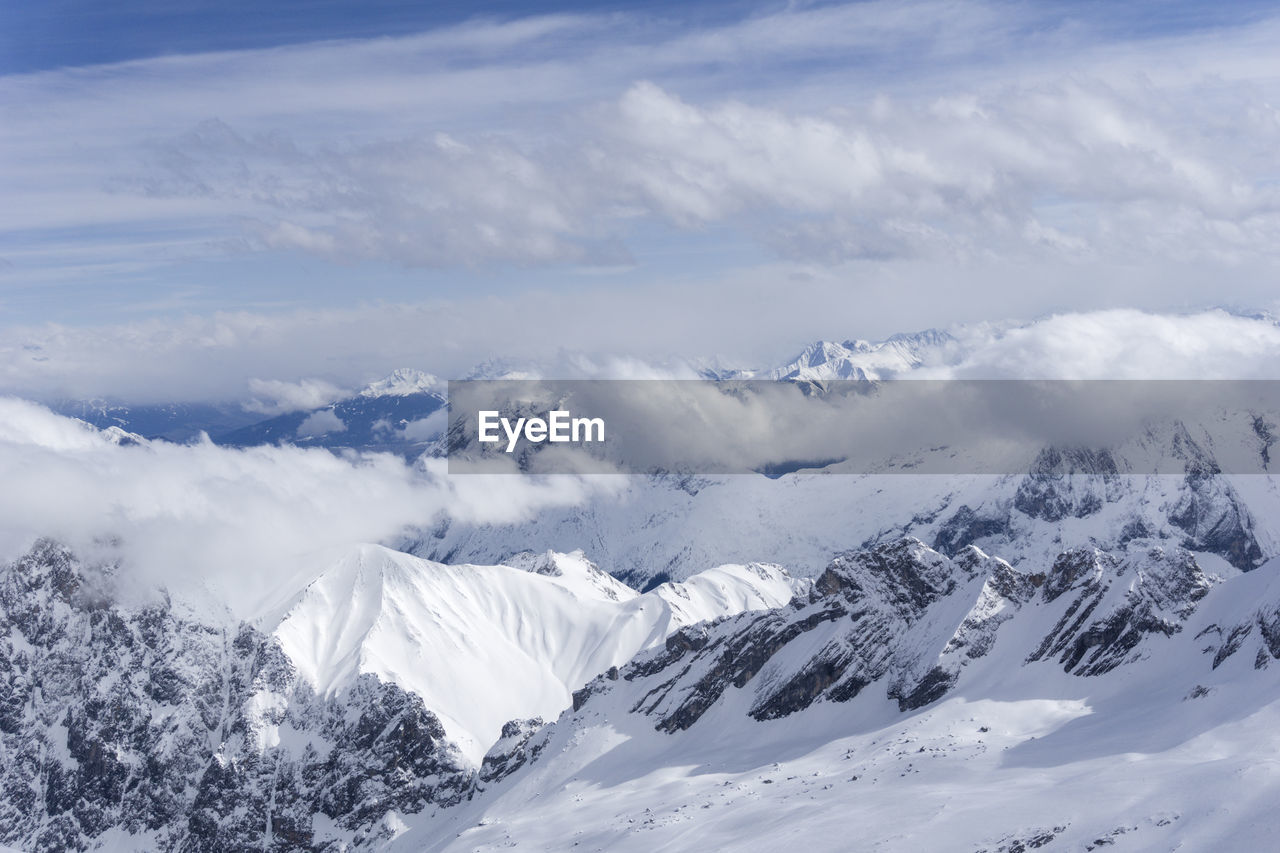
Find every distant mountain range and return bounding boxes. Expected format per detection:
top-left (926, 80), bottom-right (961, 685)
top-left (51, 331), bottom-right (961, 456)
top-left (215, 370), bottom-right (446, 456)
top-left (54, 368), bottom-right (447, 457)
top-left (710, 328), bottom-right (957, 382)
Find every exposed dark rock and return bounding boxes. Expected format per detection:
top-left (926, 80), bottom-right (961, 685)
top-left (1252, 415), bottom-right (1276, 467)
top-left (1013, 448), bottom-right (1119, 522)
top-left (1041, 548), bottom-right (1111, 603)
top-left (0, 542), bottom-right (473, 852)
top-left (1166, 432), bottom-right (1263, 571)
top-left (891, 665), bottom-right (957, 712)
top-left (478, 718), bottom-right (549, 787)
top-left (934, 505), bottom-right (1010, 557)
top-left (556, 537), bottom-right (1224, 754)
top-left (1213, 624), bottom-right (1252, 669)
top-left (573, 539), bottom-right (1020, 731)
top-left (1029, 546), bottom-right (1211, 675)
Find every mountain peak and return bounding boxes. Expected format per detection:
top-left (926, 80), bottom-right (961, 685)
top-left (765, 328), bottom-right (954, 382)
top-left (463, 357), bottom-right (540, 380)
top-left (272, 545), bottom-right (794, 763)
top-left (359, 368), bottom-right (442, 398)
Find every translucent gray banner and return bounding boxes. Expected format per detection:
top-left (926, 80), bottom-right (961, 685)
top-left (446, 379), bottom-right (1280, 475)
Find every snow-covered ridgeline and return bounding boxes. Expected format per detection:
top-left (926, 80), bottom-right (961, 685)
top-left (272, 546), bottom-right (799, 762)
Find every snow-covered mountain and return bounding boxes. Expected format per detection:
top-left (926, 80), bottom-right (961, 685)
top-left (381, 537), bottom-right (1280, 852)
top-left (763, 329), bottom-right (956, 382)
top-left (413, 328), bottom-right (1280, 587)
top-left (214, 370), bottom-right (446, 456)
top-left (8, 530), bottom-right (1280, 851)
top-left (272, 545), bottom-right (797, 762)
top-left (692, 329), bottom-right (955, 382)
top-left (412, 437), bottom-right (1276, 590)
top-left (13, 315), bottom-right (1280, 850)
top-left (0, 539), bottom-right (794, 850)
top-left (357, 369), bottom-right (444, 398)
top-left (49, 328), bottom-right (954, 450)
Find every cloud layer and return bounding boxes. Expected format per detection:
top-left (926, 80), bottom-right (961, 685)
top-left (0, 398), bottom-right (618, 617)
top-left (4, 3), bottom-right (1280, 398)
top-left (10, 307), bottom-right (1280, 405)
top-left (4, 3), bottom-right (1280, 291)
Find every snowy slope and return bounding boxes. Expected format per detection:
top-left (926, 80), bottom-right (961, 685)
top-left (13, 315), bottom-right (1280, 850)
top-left (406, 684), bottom-right (1280, 852)
top-left (7, 521), bottom-right (1280, 850)
top-left (272, 545), bottom-right (798, 761)
top-left (384, 540), bottom-right (1280, 853)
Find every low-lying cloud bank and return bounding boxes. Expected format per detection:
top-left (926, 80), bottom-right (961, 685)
top-left (0, 398), bottom-right (619, 618)
top-left (8, 308), bottom-right (1280, 406)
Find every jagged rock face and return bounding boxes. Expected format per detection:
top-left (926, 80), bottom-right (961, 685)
top-left (568, 538), bottom-right (1217, 736)
top-left (1168, 472), bottom-right (1262, 571)
top-left (1013, 447), bottom-right (1120, 522)
top-left (930, 459), bottom-right (1263, 573)
top-left (477, 718), bottom-right (550, 788)
top-left (1197, 583), bottom-right (1280, 672)
top-left (1027, 546), bottom-right (1212, 675)
top-left (0, 541), bottom-right (472, 852)
top-left (932, 505), bottom-right (1010, 558)
top-left (611, 539), bottom-right (1015, 732)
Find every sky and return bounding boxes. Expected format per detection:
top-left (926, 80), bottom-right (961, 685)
top-left (3, 0), bottom-right (1280, 401)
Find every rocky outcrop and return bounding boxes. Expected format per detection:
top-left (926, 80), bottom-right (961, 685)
top-left (477, 718), bottom-right (550, 787)
top-left (1013, 447), bottom-right (1120, 522)
top-left (0, 541), bottom-right (473, 852)
top-left (1026, 546), bottom-right (1212, 675)
top-left (566, 538), bottom-right (1218, 737)
top-left (606, 539), bottom-right (1020, 731)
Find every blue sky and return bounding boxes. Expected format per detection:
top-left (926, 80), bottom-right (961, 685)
top-left (0, 0), bottom-right (753, 73)
top-left (3, 0), bottom-right (1271, 74)
top-left (2, 1), bottom-right (1280, 400)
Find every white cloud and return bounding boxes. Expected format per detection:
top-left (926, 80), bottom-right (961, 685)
top-left (296, 409), bottom-right (346, 436)
top-left (4, 4), bottom-right (1280, 398)
top-left (246, 377), bottom-right (348, 415)
top-left (89, 73), bottom-right (1280, 271)
top-left (602, 78), bottom-right (1280, 263)
top-left (2, 310), bottom-right (1278, 616)
top-left (4, 3), bottom-right (1280, 282)
top-left (11, 297), bottom-right (1280, 407)
top-left (0, 398), bottom-right (619, 617)
top-left (927, 309), bottom-right (1280, 380)
top-left (402, 409), bottom-right (447, 442)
